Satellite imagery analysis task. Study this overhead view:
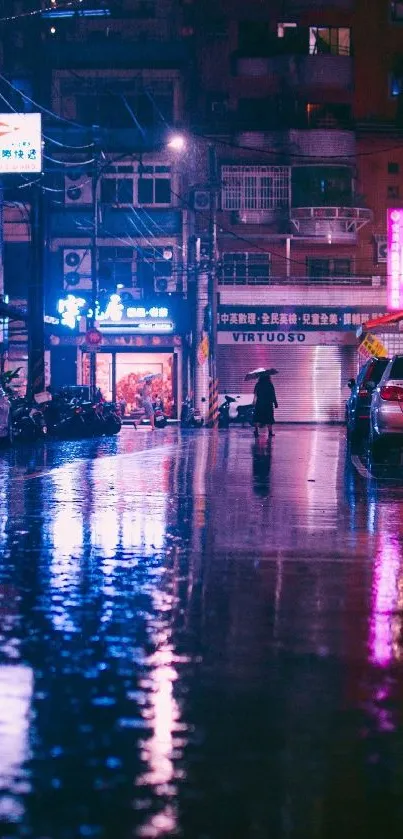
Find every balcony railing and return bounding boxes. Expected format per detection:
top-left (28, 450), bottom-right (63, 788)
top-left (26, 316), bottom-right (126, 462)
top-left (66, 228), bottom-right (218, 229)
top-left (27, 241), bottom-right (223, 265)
top-left (290, 205), bottom-right (372, 239)
top-left (218, 274), bottom-right (385, 288)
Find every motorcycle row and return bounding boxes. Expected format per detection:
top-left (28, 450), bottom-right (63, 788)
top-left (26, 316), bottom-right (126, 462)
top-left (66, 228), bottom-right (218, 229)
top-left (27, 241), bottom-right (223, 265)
top-left (0, 373), bottom-right (122, 444)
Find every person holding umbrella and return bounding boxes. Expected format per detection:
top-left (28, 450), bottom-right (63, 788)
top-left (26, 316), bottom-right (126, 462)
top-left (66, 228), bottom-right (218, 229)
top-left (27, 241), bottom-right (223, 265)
top-left (139, 373), bottom-right (161, 431)
top-left (246, 368), bottom-right (279, 440)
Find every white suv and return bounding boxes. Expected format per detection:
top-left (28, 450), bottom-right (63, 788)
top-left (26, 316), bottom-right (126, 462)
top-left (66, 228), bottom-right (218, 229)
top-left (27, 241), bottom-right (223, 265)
top-left (369, 355), bottom-right (403, 456)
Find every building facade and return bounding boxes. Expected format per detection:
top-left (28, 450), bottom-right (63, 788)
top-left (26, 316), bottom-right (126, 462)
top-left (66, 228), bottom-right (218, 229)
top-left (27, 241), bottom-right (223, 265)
top-left (187, 0), bottom-right (403, 421)
top-left (0, 0), bottom-right (191, 414)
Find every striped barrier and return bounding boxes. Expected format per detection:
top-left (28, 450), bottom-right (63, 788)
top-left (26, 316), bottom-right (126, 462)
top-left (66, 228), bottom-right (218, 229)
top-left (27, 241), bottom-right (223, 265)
top-left (31, 351), bottom-right (45, 397)
top-left (207, 377), bottom-right (219, 427)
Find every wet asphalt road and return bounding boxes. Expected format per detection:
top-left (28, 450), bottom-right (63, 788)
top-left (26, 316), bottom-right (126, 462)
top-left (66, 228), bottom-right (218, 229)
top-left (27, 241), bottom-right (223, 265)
top-left (1, 425), bottom-right (403, 838)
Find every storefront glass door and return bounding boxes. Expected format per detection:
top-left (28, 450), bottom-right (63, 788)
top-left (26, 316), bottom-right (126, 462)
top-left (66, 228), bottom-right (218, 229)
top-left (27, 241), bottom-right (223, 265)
top-left (115, 352), bottom-right (174, 417)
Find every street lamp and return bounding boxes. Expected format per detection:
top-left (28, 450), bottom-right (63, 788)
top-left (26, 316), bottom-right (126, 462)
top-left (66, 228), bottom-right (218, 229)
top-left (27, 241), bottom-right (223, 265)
top-left (166, 133), bottom-right (219, 423)
top-left (167, 133), bottom-right (187, 152)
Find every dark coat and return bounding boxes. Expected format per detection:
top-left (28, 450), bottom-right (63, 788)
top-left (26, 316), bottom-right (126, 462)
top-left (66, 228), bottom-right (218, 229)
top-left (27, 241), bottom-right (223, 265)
top-left (254, 376), bottom-right (278, 425)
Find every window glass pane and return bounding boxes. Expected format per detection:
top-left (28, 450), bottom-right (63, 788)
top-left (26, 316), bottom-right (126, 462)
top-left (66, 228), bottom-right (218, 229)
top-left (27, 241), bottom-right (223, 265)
top-left (138, 178), bottom-right (154, 204)
top-left (390, 358), bottom-right (403, 378)
top-left (155, 259), bottom-right (172, 278)
top-left (244, 176), bottom-right (257, 208)
top-left (115, 263), bottom-right (133, 286)
top-left (117, 179), bottom-right (134, 204)
top-left (308, 258), bottom-right (330, 277)
top-left (390, 74), bottom-right (403, 96)
top-left (259, 176), bottom-right (271, 208)
top-left (338, 28), bottom-right (350, 56)
top-left (372, 358), bottom-right (389, 383)
top-left (310, 27), bottom-right (330, 54)
top-left (155, 178), bottom-right (171, 204)
top-left (333, 259), bottom-right (351, 275)
top-left (100, 179), bottom-right (116, 203)
top-left (292, 166), bottom-right (352, 206)
top-left (392, 2), bottom-right (403, 21)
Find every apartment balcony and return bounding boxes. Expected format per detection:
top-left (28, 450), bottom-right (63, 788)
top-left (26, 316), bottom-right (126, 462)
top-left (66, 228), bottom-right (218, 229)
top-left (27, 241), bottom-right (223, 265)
top-left (290, 205), bottom-right (372, 242)
top-left (235, 55), bottom-right (353, 91)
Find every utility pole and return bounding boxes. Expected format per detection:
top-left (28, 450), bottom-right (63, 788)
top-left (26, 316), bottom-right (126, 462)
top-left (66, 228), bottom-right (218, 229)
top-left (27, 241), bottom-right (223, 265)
top-left (207, 143), bottom-right (219, 426)
top-left (194, 142), bottom-right (219, 424)
top-left (89, 126), bottom-right (100, 398)
top-left (27, 186), bottom-right (45, 397)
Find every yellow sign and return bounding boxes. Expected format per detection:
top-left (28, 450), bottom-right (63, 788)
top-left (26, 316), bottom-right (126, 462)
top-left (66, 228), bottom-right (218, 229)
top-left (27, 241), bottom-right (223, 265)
top-left (358, 333), bottom-right (388, 359)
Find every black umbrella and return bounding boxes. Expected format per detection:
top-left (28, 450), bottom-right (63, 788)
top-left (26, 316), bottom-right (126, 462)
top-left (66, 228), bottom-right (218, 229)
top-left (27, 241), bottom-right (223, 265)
top-left (245, 368), bottom-right (279, 381)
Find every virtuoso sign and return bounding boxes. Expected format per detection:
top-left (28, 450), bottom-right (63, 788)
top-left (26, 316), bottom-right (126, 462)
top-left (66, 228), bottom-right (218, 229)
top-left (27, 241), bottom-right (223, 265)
top-left (387, 208), bottom-right (403, 310)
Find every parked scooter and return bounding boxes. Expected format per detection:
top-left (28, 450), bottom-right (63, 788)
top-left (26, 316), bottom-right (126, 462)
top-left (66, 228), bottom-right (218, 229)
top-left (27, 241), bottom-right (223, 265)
top-left (218, 394), bottom-right (238, 428)
top-left (153, 398), bottom-right (168, 429)
top-left (234, 403), bottom-right (255, 426)
top-left (42, 394), bottom-right (86, 439)
top-left (180, 396), bottom-right (204, 428)
top-left (9, 397), bottom-right (47, 442)
top-left (102, 402), bottom-right (123, 435)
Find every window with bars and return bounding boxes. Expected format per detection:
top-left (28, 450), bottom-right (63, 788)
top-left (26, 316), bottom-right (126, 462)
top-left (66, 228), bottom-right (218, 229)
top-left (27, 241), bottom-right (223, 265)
top-left (309, 27), bottom-right (351, 56)
top-left (220, 253), bottom-right (271, 285)
top-left (221, 166), bottom-right (290, 211)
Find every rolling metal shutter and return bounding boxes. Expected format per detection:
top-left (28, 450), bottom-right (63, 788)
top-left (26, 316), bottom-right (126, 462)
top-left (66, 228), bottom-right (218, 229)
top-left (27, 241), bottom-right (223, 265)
top-left (217, 345), bottom-right (356, 422)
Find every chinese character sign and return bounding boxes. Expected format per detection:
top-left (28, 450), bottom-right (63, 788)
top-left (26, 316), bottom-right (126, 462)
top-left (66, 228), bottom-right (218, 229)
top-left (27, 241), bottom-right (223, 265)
top-left (387, 208), bottom-right (403, 310)
top-left (217, 307), bottom-right (387, 330)
top-left (0, 113), bottom-right (42, 174)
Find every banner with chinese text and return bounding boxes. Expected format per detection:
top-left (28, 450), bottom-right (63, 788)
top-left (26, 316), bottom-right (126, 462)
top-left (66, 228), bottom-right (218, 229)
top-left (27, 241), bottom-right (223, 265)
top-left (218, 306), bottom-right (386, 331)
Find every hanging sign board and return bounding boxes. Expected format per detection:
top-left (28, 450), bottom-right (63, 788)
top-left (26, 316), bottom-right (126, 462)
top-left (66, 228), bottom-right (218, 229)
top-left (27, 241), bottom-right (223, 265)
top-left (197, 334), bottom-right (209, 366)
top-left (0, 113), bottom-right (42, 173)
top-left (387, 208), bottom-right (403, 310)
top-left (358, 333), bottom-right (388, 360)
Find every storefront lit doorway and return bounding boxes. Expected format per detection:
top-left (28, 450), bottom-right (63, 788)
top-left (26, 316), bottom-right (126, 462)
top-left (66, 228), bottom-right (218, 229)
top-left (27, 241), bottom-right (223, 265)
top-left (81, 350), bottom-right (177, 417)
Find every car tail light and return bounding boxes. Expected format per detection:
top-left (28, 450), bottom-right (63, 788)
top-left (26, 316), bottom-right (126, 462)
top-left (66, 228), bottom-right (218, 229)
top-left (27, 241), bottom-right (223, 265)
top-left (380, 385), bottom-right (403, 401)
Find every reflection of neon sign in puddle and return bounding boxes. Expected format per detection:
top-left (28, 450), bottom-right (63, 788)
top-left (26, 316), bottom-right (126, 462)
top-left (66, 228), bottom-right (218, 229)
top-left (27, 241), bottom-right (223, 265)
top-left (0, 664), bottom-right (33, 818)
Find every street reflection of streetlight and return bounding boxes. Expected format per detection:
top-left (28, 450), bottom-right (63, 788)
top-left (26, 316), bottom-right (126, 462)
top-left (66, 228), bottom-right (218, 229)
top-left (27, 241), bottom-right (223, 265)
top-left (0, 664), bottom-right (33, 819)
top-left (136, 644), bottom-right (180, 838)
top-left (370, 522), bottom-right (401, 668)
top-left (48, 466), bottom-right (84, 634)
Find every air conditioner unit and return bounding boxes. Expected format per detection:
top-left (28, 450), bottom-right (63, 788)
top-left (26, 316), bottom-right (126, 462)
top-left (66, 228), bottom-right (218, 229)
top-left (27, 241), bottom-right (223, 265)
top-left (65, 173), bottom-right (93, 205)
top-left (193, 189), bottom-right (211, 211)
top-left (63, 248), bottom-right (92, 290)
top-left (375, 237), bottom-right (387, 263)
top-left (154, 276), bottom-right (182, 294)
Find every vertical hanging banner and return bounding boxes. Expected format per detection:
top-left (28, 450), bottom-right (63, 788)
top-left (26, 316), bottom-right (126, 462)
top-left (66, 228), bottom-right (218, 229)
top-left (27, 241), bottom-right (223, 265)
top-left (197, 333), bottom-right (209, 366)
top-left (387, 208), bottom-right (403, 310)
top-left (0, 113), bottom-right (42, 174)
